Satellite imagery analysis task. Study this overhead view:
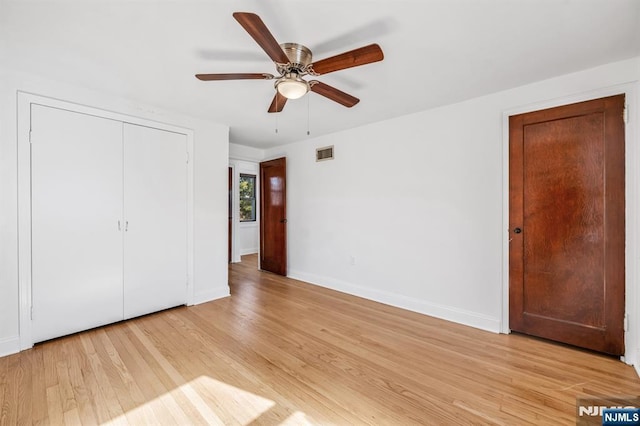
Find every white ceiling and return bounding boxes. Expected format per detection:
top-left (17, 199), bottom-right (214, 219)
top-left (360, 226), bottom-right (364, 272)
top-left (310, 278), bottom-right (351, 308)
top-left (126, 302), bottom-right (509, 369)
top-left (1, 0), bottom-right (639, 148)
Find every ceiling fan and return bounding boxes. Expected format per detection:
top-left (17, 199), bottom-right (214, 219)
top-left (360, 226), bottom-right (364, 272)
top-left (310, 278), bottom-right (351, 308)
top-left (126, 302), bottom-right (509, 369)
top-left (195, 12), bottom-right (384, 113)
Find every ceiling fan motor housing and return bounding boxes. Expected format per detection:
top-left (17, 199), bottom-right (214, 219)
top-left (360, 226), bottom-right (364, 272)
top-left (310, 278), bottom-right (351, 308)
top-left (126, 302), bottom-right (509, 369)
top-left (280, 43), bottom-right (312, 71)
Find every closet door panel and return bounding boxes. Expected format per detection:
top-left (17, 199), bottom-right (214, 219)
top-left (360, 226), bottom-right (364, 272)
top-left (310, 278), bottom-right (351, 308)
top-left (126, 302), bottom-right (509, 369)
top-left (123, 124), bottom-right (188, 319)
top-left (31, 105), bottom-right (124, 343)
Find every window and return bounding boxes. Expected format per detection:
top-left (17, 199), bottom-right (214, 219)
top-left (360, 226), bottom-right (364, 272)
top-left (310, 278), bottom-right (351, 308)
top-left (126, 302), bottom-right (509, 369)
top-left (239, 174), bottom-right (256, 222)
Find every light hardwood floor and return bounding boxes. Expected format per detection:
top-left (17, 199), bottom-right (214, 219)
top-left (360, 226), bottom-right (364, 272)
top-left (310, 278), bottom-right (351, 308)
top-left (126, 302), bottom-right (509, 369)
top-left (1, 254), bottom-right (639, 425)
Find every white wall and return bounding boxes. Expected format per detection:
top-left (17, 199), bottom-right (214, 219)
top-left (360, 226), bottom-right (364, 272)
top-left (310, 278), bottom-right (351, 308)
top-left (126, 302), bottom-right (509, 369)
top-left (265, 57), bottom-right (640, 362)
top-left (228, 159), bottom-right (260, 262)
top-left (229, 143), bottom-right (265, 162)
top-left (0, 67), bottom-right (230, 357)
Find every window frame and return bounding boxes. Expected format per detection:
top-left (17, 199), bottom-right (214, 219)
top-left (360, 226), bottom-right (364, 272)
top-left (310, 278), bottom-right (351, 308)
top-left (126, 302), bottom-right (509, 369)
top-left (239, 173), bottom-right (257, 222)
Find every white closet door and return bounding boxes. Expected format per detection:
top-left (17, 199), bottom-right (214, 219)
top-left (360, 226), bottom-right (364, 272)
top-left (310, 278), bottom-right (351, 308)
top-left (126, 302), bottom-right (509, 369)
top-left (31, 105), bottom-right (124, 343)
top-left (123, 124), bottom-right (188, 319)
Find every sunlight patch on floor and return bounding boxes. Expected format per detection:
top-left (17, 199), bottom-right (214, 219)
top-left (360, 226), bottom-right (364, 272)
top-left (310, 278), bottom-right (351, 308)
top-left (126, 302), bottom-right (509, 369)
top-left (279, 410), bottom-right (314, 425)
top-left (103, 375), bottom-right (276, 425)
top-left (198, 375), bottom-right (277, 424)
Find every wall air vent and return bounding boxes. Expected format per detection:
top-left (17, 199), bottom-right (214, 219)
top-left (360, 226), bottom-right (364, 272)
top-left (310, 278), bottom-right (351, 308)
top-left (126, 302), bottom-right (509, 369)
top-left (316, 145), bottom-right (334, 162)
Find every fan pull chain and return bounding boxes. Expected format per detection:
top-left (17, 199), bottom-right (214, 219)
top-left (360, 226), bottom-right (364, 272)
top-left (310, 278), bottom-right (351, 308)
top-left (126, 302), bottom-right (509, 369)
top-left (307, 94), bottom-right (311, 136)
top-left (275, 96), bottom-right (279, 134)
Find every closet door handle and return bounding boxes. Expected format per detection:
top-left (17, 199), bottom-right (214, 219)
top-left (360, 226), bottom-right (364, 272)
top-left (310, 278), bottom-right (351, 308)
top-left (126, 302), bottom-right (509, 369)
top-left (118, 220), bottom-right (121, 231)
top-left (125, 221), bottom-right (129, 232)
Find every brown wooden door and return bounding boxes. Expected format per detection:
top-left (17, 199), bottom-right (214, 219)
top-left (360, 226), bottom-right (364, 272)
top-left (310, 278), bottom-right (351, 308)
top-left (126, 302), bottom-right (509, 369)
top-left (509, 94), bottom-right (625, 355)
top-left (260, 157), bottom-right (287, 275)
top-left (228, 167), bottom-right (232, 263)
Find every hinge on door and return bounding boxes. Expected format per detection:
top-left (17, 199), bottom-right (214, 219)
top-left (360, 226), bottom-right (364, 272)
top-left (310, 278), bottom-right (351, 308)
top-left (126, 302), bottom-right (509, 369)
top-left (186, 152), bottom-right (189, 164)
top-left (29, 129), bottom-right (32, 144)
top-left (624, 313), bottom-right (629, 332)
top-left (30, 306), bottom-right (33, 320)
top-left (623, 104), bottom-right (628, 124)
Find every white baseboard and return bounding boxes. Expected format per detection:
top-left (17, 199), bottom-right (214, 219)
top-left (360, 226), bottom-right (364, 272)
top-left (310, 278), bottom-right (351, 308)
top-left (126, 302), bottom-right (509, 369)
top-left (1, 286), bottom-right (232, 358)
top-left (288, 269), bottom-right (501, 333)
top-left (240, 248), bottom-right (258, 255)
top-left (191, 286), bottom-right (230, 305)
top-left (0, 336), bottom-right (20, 358)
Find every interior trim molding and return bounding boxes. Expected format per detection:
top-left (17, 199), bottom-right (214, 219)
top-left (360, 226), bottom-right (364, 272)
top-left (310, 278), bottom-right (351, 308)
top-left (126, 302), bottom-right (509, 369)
top-left (289, 269), bottom-right (501, 333)
top-left (191, 286), bottom-right (231, 306)
top-left (0, 336), bottom-right (20, 358)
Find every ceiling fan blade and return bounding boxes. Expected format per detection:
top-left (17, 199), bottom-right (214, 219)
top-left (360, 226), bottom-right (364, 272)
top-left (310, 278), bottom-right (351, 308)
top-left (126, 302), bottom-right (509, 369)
top-left (310, 44), bottom-right (383, 75)
top-left (310, 81), bottom-right (360, 107)
top-left (195, 73), bottom-right (274, 81)
top-left (268, 92), bottom-right (288, 113)
top-left (233, 12), bottom-right (290, 64)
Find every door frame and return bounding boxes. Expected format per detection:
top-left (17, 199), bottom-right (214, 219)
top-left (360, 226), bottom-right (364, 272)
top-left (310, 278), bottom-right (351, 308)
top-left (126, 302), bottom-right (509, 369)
top-left (501, 83), bottom-right (639, 366)
top-left (228, 163), bottom-right (238, 263)
top-left (17, 92), bottom-right (196, 350)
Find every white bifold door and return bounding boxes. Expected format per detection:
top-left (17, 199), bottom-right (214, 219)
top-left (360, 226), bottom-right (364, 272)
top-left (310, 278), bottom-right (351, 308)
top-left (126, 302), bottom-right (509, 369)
top-left (31, 105), bottom-right (124, 342)
top-left (123, 124), bottom-right (187, 319)
top-left (31, 104), bottom-right (188, 343)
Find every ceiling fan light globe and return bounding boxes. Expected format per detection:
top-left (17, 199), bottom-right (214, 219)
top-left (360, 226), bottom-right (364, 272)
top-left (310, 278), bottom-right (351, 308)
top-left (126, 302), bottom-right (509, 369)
top-left (276, 79), bottom-right (309, 99)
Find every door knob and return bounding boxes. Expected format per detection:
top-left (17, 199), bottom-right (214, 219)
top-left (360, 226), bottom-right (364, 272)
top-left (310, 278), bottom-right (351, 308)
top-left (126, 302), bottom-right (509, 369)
top-left (280, 219), bottom-right (287, 223)
top-left (513, 227), bottom-right (522, 234)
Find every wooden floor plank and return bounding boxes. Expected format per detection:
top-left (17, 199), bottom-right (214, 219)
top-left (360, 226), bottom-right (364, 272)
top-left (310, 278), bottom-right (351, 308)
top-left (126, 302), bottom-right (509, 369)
top-left (27, 348), bottom-right (48, 425)
top-left (0, 356), bottom-right (7, 424)
top-left (2, 353), bottom-right (21, 425)
top-left (125, 321), bottom-right (228, 425)
top-left (45, 384), bottom-right (64, 426)
top-left (78, 331), bottom-right (127, 424)
top-left (14, 345), bottom-right (33, 425)
top-left (53, 341), bottom-right (77, 415)
top-left (109, 323), bottom-right (198, 425)
top-left (65, 338), bottom-right (99, 425)
top-left (0, 253), bottom-right (639, 425)
top-left (93, 328), bottom-right (160, 425)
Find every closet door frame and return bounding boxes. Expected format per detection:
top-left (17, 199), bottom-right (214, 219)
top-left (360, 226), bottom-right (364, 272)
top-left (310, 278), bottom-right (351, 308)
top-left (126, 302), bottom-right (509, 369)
top-left (17, 92), bottom-right (195, 350)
